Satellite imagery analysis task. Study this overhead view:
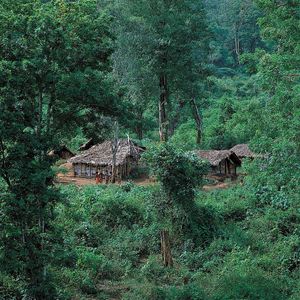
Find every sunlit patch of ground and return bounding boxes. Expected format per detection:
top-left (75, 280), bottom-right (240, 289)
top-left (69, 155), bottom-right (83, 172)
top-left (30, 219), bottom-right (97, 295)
top-left (55, 163), bottom-right (156, 186)
top-left (56, 163), bottom-right (235, 190)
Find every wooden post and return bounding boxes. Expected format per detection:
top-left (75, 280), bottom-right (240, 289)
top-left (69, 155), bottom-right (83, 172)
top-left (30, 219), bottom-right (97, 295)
top-left (111, 121), bottom-right (119, 183)
top-left (158, 73), bottom-right (173, 267)
top-left (190, 98), bottom-right (202, 144)
top-left (159, 74), bottom-right (168, 142)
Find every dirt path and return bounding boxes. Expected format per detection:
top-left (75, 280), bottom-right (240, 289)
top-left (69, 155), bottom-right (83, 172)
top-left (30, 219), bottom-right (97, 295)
top-left (56, 163), bottom-right (156, 187)
top-left (203, 182), bottom-right (230, 191)
top-left (56, 163), bottom-right (232, 190)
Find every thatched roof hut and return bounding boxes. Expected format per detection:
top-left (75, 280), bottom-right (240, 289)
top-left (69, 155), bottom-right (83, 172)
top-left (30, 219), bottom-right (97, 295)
top-left (69, 139), bottom-right (145, 179)
top-left (194, 150), bottom-right (241, 177)
top-left (195, 150), bottom-right (241, 167)
top-left (230, 144), bottom-right (254, 159)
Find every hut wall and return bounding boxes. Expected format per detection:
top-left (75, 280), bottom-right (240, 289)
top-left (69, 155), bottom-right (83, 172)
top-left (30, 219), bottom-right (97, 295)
top-left (86, 165), bottom-right (91, 177)
top-left (221, 159), bottom-right (238, 176)
top-left (81, 164), bottom-right (86, 177)
top-left (228, 160), bottom-right (237, 175)
top-left (74, 164), bottom-right (81, 176)
top-left (73, 163), bottom-right (94, 178)
top-left (209, 160), bottom-right (232, 176)
top-left (210, 166), bottom-right (218, 174)
top-left (91, 166), bottom-right (97, 177)
top-left (220, 161), bottom-right (226, 174)
top-left (72, 155), bottom-right (142, 180)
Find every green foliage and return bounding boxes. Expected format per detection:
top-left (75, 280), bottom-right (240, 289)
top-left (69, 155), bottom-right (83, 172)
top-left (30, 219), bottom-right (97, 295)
top-left (204, 0), bottom-right (265, 70)
top-left (0, 0), bottom-right (114, 297)
top-left (112, 0), bottom-right (211, 139)
top-left (170, 120), bottom-right (199, 151)
top-left (123, 282), bottom-right (209, 300)
top-left (213, 266), bottom-right (286, 300)
top-left (0, 0), bottom-right (299, 299)
top-left (146, 143), bottom-right (209, 204)
top-left (34, 176), bottom-right (300, 299)
top-left (90, 192), bottom-right (144, 231)
top-left (0, 273), bottom-right (25, 300)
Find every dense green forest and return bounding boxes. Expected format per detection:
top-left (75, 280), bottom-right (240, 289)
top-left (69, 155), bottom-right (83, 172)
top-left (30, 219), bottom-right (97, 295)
top-left (0, 0), bottom-right (299, 299)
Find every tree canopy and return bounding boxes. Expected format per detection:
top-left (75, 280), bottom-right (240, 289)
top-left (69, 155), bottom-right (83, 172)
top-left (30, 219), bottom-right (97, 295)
top-left (0, 0), bottom-right (299, 299)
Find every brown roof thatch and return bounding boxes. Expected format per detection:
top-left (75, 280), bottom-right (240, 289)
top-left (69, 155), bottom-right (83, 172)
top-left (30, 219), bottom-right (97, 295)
top-left (194, 150), bottom-right (241, 166)
top-left (69, 139), bottom-right (144, 166)
top-left (230, 144), bottom-right (254, 158)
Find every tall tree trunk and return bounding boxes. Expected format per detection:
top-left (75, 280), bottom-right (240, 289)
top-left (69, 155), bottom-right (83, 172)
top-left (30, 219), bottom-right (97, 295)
top-left (46, 87), bottom-right (55, 136)
top-left (160, 229), bottom-right (173, 267)
top-left (159, 74), bottom-right (168, 142)
top-left (159, 74), bottom-right (173, 266)
top-left (37, 86), bottom-right (44, 162)
top-left (136, 109), bottom-right (143, 140)
top-left (111, 122), bottom-right (119, 183)
top-left (234, 22), bottom-right (241, 64)
top-left (0, 138), bottom-right (11, 188)
top-left (38, 88), bottom-right (43, 138)
top-left (190, 98), bottom-right (202, 144)
top-left (169, 100), bottom-right (186, 136)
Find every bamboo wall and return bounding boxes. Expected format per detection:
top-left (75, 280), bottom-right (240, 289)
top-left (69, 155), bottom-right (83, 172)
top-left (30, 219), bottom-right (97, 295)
top-left (73, 157), bottom-right (139, 180)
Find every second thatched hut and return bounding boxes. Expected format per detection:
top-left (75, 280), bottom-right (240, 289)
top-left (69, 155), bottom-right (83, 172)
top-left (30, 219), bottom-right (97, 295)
top-left (194, 150), bottom-right (241, 177)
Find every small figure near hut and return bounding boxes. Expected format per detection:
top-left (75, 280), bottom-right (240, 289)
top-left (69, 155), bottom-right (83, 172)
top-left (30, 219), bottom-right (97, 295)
top-left (105, 170), bottom-right (110, 184)
top-left (95, 172), bottom-right (101, 184)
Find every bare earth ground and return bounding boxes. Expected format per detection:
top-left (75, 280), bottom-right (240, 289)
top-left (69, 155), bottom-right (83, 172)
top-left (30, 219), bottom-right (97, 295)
top-left (56, 163), bottom-right (231, 190)
top-left (56, 163), bottom-right (156, 187)
top-left (203, 182), bottom-right (230, 191)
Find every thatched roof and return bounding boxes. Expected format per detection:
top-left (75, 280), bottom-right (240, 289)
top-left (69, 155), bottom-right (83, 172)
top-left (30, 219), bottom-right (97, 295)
top-left (194, 150), bottom-right (241, 167)
top-left (69, 139), bottom-right (144, 166)
top-left (230, 144), bottom-right (254, 158)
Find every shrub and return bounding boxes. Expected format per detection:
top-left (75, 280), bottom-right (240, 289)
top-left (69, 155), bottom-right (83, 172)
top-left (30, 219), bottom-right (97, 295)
top-left (91, 193), bottom-right (143, 230)
top-left (0, 273), bottom-right (25, 300)
top-left (166, 283), bottom-right (209, 300)
top-left (123, 282), bottom-right (209, 300)
top-left (213, 269), bottom-right (285, 300)
top-left (140, 256), bottom-right (167, 283)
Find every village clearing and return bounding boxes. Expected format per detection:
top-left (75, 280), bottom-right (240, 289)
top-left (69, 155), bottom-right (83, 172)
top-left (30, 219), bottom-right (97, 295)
top-left (56, 163), bottom-right (232, 191)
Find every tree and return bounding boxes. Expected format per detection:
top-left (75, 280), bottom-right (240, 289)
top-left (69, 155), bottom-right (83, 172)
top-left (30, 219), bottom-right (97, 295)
top-left (204, 0), bottom-right (264, 71)
top-left (146, 144), bottom-right (208, 266)
top-left (0, 0), bottom-right (113, 297)
top-left (113, 0), bottom-right (211, 142)
top-left (111, 121), bottom-right (120, 184)
top-left (239, 0), bottom-right (300, 202)
top-left (251, 0), bottom-right (300, 162)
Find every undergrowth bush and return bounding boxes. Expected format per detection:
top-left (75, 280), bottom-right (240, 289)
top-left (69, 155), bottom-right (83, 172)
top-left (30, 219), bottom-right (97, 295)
top-left (51, 180), bottom-right (300, 299)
